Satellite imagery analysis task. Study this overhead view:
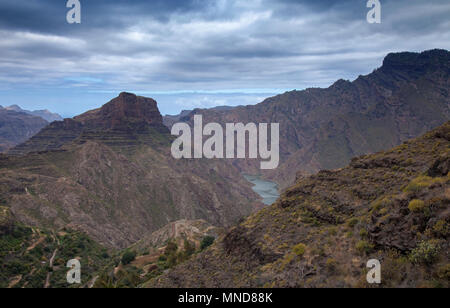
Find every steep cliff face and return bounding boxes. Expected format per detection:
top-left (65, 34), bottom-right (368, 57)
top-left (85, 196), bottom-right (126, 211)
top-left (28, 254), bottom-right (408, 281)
top-left (165, 49), bottom-right (450, 189)
top-left (9, 92), bottom-right (169, 155)
top-left (147, 122), bottom-right (450, 288)
top-left (0, 93), bottom-right (261, 248)
top-left (75, 92), bottom-right (166, 131)
top-left (0, 108), bottom-right (48, 153)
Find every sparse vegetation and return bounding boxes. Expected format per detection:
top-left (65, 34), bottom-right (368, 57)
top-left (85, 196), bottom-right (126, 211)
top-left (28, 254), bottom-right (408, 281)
top-left (403, 176), bottom-right (444, 193)
top-left (347, 218), bottom-right (359, 228)
top-left (292, 243), bottom-right (306, 257)
top-left (326, 258), bottom-right (338, 273)
top-left (356, 240), bottom-right (374, 255)
top-left (0, 224), bottom-right (110, 288)
top-left (371, 196), bottom-right (392, 212)
top-left (200, 236), bottom-right (215, 251)
top-left (409, 240), bottom-right (441, 265)
top-left (433, 220), bottom-right (449, 237)
top-left (408, 199), bottom-right (427, 213)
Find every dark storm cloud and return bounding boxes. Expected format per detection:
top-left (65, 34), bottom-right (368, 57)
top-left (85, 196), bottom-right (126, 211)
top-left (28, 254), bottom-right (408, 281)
top-left (0, 0), bottom-right (205, 33)
top-left (0, 0), bottom-right (449, 114)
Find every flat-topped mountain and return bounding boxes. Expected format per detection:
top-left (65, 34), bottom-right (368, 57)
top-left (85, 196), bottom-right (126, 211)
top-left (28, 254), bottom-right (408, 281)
top-left (0, 93), bottom-right (261, 248)
top-left (9, 92), bottom-right (170, 155)
top-left (165, 49), bottom-right (450, 189)
top-left (74, 92), bottom-right (165, 131)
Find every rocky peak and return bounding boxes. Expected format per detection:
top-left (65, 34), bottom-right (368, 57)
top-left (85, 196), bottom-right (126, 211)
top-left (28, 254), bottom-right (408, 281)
top-left (10, 93), bottom-right (169, 154)
top-left (5, 105), bottom-right (23, 112)
top-left (380, 49), bottom-right (450, 75)
top-left (76, 92), bottom-right (164, 131)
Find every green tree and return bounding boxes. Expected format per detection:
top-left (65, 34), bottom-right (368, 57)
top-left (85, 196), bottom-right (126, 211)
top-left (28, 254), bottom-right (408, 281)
top-left (200, 236), bottom-right (215, 250)
top-left (164, 240), bottom-right (178, 256)
top-left (121, 250), bottom-right (136, 265)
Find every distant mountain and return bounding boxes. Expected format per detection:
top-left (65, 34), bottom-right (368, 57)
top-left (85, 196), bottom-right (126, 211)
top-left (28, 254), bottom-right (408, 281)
top-left (165, 49), bottom-right (450, 189)
top-left (4, 105), bottom-right (63, 123)
top-left (147, 121), bottom-right (450, 288)
top-left (163, 106), bottom-right (236, 128)
top-left (0, 93), bottom-right (261, 248)
top-left (0, 108), bottom-right (48, 152)
top-left (163, 110), bottom-right (194, 128)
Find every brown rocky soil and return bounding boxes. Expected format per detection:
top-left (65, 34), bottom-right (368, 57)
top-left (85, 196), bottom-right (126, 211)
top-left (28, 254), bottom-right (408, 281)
top-left (147, 122), bottom-right (450, 288)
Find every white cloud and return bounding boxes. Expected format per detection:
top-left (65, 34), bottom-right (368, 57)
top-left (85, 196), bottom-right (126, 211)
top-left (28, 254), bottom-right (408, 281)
top-left (0, 0), bottom-right (449, 115)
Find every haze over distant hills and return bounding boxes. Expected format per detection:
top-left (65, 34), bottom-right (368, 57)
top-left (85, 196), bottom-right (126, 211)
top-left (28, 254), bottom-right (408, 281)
top-left (0, 108), bottom-right (48, 153)
top-left (0, 105), bottom-right (63, 153)
top-left (3, 105), bottom-right (63, 123)
top-left (165, 49), bottom-right (450, 189)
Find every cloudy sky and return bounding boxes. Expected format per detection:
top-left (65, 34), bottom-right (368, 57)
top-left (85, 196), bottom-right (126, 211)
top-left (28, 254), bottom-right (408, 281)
top-left (0, 0), bottom-right (449, 117)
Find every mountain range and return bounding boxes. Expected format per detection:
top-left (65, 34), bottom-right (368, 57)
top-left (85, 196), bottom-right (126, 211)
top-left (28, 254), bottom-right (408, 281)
top-left (2, 105), bottom-right (63, 123)
top-left (0, 109), bottom-right (48, 153)
top-left (164, 49), bottom-right (450, 189)
top-left (0, 49), bottom-right (449, 288)
top-left (0, 105), bottom-right (63, 153)
top-left (0, 92), bottom-right (260, 249)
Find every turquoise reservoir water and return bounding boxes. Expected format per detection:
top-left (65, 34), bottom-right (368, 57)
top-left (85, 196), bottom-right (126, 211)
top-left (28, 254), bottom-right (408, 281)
top-left (244, 174), bottom-right (280, 205)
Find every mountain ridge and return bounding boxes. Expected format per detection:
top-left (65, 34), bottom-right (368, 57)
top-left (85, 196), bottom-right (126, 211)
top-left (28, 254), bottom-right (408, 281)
top-left (0, 93), bottom-right (262, 248)
top-left (3, 105), bottom-right (63, 123)
top-left (0, 109), bottom-right (48, 153)
top-left (147, 121), bottom-right (450, 288)
top-left (164, 49), bottom-right (450, 189)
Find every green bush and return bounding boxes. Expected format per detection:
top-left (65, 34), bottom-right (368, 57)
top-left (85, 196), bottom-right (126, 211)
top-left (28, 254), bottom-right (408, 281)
top-left (164, 240), bottom-right (178, 256)
top-left (121, 250), bottom-right (136, 265)
top-left (200, 236), bottom-right (215, 251)
top-left (183, 239), bottom-right (195, 258)
top-left (433, 220), bottom-right (449, 237)
top-left (408, 199), bottom-right (426, 213)
top-left (371, 197), bottom-right (392, 212)
top-left (409, 240), bottom-right (441, 265)
top-left (356, 240), bottom-right (374, 255)
top-left (403, 176), bottom-right (443, 193)
top-left (359, 229), bottom-right (368, 238)
top-left (436, 264), bottom-right (450, 280)
top-left (292, 243), bottom-right (306, 257)
top-left (158, 255), bottom-right (167, 262)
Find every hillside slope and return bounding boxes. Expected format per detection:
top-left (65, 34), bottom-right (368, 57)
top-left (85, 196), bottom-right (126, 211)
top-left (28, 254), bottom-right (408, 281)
top-left (0, 207), bottom-right (110, 288)
top-left (147, 122), bottom-right (450, 288)
top-left (0, 108), bottom-right (48, 152)
top-left (0, 93), bottom-right (261, 249)
top-left (165, 49), bottom-right (450, 189)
